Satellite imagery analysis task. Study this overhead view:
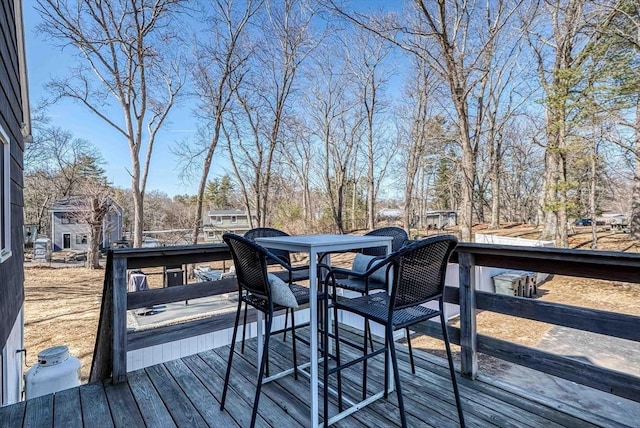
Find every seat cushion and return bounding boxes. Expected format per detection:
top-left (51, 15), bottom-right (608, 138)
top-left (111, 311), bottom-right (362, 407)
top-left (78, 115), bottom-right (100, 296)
top-left (244, 283), bottom-right (310, 312)
top-left (351, 254), bottom-right (387, 284)
top-left (267, 273), bottom-right (299, 308)
top-left (333, 277), bottom-right (386, 293)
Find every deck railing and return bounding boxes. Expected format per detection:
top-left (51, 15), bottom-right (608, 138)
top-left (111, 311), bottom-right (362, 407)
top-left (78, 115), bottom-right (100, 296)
top-left (91, 241), bottom-right (640, 404)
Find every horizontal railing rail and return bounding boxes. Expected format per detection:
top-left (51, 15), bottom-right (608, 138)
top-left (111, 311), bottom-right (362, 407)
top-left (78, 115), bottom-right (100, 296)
top-left (91, 244), bottom-right (237, 383)
top-left (444, 244), bottom-right (640, 403)
top-left (91, 241), bottom-right (640, 404)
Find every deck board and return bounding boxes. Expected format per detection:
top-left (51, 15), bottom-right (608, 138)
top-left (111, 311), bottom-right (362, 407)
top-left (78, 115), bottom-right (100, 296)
top-left (53, 387), bottom-right (82, 428)
top-left (163, 358), bottom-right (237, 427)
top-left (145, 364), bottom-right (208, 427)
top-left (126, 368), bottom-right (176, 427)
top-left (102, 379), bottom-right (145, 427)
top-left (23, 394), bottom-right (53, 427)
top-left (2, 326), bottom-right (636, 428)
top-left (0, 399), bottom-right (25, 426)
top-left (79, 383), bottom-right (113, 427)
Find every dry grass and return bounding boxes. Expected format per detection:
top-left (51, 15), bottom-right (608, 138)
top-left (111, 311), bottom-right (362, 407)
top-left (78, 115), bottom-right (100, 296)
top-left (22, 225), bottom-right (640, 383)
top-left (24, 265), bottom-right (104, 382)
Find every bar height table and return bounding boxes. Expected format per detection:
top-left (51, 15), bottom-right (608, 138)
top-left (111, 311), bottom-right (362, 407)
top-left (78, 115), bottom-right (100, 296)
top-left (255, 234), bottom-right (393, 427)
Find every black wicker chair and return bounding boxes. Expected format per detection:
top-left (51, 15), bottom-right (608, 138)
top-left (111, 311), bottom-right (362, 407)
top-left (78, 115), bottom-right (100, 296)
top-left (324, 235), bottom-right (464, 428)
top-left (328, 227), bottom-right (420, 372)
top-left (220, 233), bottom-right (310, 428)
top-left (242, 227), bottom-right (310, 351)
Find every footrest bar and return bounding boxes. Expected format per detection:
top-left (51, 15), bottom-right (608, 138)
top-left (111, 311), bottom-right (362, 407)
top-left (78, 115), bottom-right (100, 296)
top-left (322, 391), bottom-right (385, 427)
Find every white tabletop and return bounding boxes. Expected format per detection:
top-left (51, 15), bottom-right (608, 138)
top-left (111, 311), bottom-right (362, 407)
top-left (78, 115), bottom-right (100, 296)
top-left (255, 233), bottom-right (393, 253)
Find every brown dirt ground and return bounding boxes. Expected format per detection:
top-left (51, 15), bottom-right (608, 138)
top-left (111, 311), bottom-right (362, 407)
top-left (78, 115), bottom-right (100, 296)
top-left (23, 224), bottom-right (640, 382)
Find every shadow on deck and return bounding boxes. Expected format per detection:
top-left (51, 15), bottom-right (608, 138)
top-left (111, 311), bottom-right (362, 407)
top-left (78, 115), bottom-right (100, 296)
top-left (1, 326), bottom-right (632, 428)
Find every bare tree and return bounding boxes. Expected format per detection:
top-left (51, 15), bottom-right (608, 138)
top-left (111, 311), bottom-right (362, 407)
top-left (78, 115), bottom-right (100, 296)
top-left (36, 0), bottom-right (185, 247)
top-left (347, 28), bottom-right (394, 230)
top-left (175, 0), bottom-right (261, 244)
top-left (304, 36), bottom-right (361, 233)
top-left (24, 119), bottom-right (106, 239)
top-left (278, 117), bottom-right (314, 224)
top-left (78, 184), bottom-right (115, 269)
top-left (397, 56), bottom-right (440, 235)
top-left (500, 121), bottom-right (544, 223)
top-left (226, 0), bottom-right (319, 227)
top-left (595, 0), bottom-right (640, 237)
top-left (330, 0), bottom-right (523, 241)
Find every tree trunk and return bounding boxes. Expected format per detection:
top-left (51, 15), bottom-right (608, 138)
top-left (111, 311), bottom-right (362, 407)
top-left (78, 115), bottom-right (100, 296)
top-left (88, 221), bottom-right (102, 269)
top-left (459, 145), bottom-right (475, 242)
top-left (590, 141), bottom-right (598, 249)
top-left (632, 95), bottom-right (640, 239)
top-left (489, 140), bottom-right (501, 229)
top-left (132, 178), bottom-right (144, 248)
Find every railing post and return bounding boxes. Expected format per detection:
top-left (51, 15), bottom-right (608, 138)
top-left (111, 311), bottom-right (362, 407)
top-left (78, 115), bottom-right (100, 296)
top-left (458, 251), bottom-right (477, 379)
top-left (112, 257), bottom-right (128, 383)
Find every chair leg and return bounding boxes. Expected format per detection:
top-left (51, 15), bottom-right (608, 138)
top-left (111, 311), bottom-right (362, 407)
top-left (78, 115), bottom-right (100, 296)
top-left (367, 319), bottom-right (375, 352)
top-left (241, 300), bottom-right (248, 354)
top-left (333, 300), bottom-right (343, 413)
top-left (441, 313), bottom-right (465, 428)
top-left (406, 327), bottom-right (415, 375)
top-left (323, 289), bottom-right (331, 426)
top-left (221, 299), bottom-right (243, 410)
top-left (388, 325), bottom-right (407, 428)
top-left (362, 319), bottom-right (368, 401)
top-left (250, 311), bottom-right (273, 428)
top-left (291, 309), bottom-right (298, 380)
top-left (383, 327), bottom-right (389, 399)
top-left (283, 308), bottom-right (289, 342)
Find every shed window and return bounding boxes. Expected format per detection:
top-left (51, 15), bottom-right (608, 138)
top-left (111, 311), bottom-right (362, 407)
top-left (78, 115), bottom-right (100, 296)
top-left (231, 216), bottom-right (237, 224)
top-left (216, 216), bottom-right (223, 223)
top-left (76, 234), bottom-right (88, 244)
top-left (1, 126), bottom-right (11, 262)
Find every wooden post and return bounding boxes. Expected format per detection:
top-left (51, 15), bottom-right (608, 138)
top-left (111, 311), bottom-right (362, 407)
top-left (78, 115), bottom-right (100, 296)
top-left (112, 257), bottom-right (128, 383)
top-left (458, 252), bottom-right (477, 379)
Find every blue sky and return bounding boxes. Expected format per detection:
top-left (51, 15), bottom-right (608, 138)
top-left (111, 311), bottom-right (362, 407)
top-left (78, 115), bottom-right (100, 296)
top-left (22, 1), bottom-right (404, 198)
top-left (23, 1), bottom-right (212, 197)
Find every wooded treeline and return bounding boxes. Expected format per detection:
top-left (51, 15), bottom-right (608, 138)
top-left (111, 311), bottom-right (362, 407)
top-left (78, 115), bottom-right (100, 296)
top-left (27, 0), bottom-right (640, 247)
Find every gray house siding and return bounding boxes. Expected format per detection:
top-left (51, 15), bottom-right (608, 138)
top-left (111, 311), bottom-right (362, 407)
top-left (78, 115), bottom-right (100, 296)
top-left (0, 0), bottom-right (28, 404)
top-left (50, 201), bottom-right (124, 251)
top-left (203, 210), bottom-right (256, 241)
top-left (0, 0), bottom-right (25, 352)
top-left (51, 212), bottom-right (87, 251)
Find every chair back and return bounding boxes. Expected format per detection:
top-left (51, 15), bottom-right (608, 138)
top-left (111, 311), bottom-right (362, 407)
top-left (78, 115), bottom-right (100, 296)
top-left (389, 235), bottom-right (457, 311)
top-left (362, 226), bottom-right (409, 257)
top-left (223, 233), bottom-right (271, 298)
top-left (244, 227), bottom-right (291, 265)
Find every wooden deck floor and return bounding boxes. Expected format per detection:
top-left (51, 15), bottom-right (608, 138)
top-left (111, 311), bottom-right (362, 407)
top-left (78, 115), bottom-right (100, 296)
top-left (1, 327), bottom-right (632, 427)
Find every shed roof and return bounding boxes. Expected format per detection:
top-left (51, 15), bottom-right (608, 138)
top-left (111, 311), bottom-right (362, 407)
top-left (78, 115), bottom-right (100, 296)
top-left (49, 196), bottom-right (123, 214)
top-left (207, 209), bottom-right (253, 216)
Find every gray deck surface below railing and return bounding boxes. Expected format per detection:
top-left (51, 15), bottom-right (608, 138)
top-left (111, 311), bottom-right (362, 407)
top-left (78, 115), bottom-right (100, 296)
top-left (3, 327), bottom-right (635, 428)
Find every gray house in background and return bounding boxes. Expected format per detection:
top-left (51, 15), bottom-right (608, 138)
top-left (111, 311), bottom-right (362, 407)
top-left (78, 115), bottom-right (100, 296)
top-left (49, 196), bottom-right (124, 251)
top-left (203, 209), bottom-right (256, 241)
top-left (0, 0), bottom-right (30, 405)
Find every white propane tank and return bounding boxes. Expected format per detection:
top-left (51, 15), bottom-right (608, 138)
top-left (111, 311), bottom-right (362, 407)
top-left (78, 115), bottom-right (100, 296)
top-left (25, 346), bottom-right (81, 399)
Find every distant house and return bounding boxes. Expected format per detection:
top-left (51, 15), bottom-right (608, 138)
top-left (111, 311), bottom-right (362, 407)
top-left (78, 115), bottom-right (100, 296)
top-left (424, 210), bottom-right (457, 229)
top-left (203, 209), bottom-right (257, 241)
top-left (377, 208), bottom-right (403, 221)
top-left (49, 196), bottom-right (124, 251)
top-left (0, 0), bottom-right (30, 405)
